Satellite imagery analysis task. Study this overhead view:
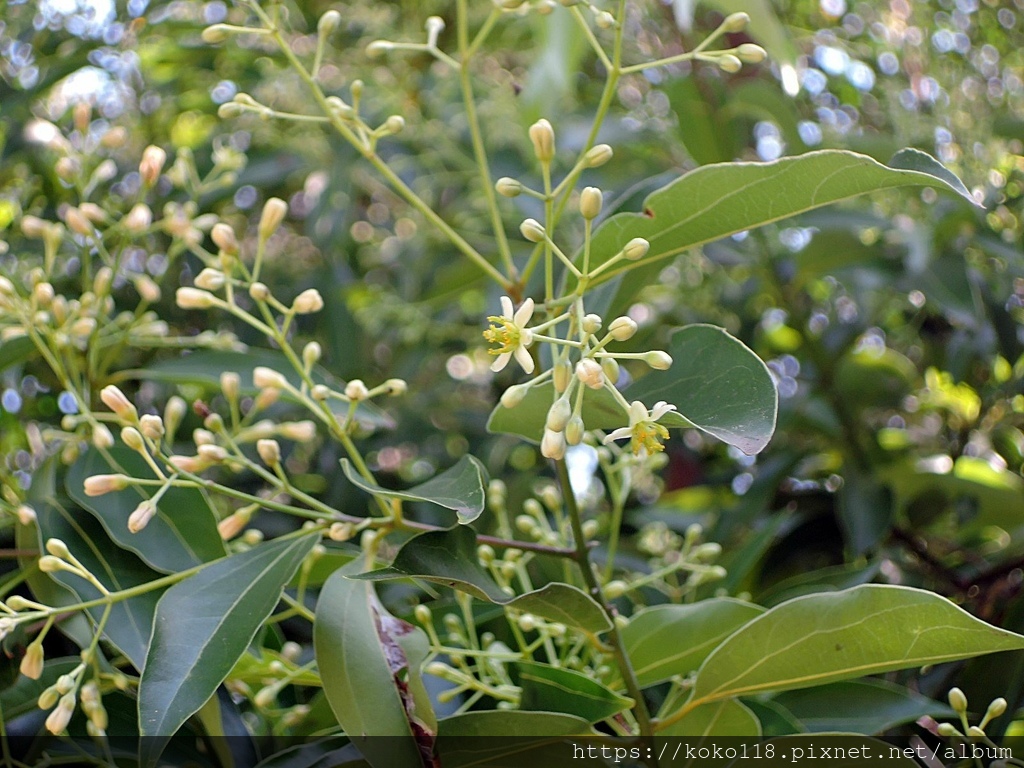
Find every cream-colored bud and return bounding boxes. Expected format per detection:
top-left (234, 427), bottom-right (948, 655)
top-left (100, 385), bottom-right (137, 422)
top-left (581, 313), bottom-right (602, 334)
top-left (45, 538), bottom-right (70, 560)
top-left (722, 12), bottom-right (749, 32)
top-left (218, 507), bottom-right (254, 540)
top-left (583, 144), bottom-right (613, 168)
top-left (278, 421), bottom-right (317, 442)
top-left (93, 159), bottom-right (117, 184)
top-left (218, 372), bottom-right (240, 403)
top-left (608, 316), bottom-right (637, 341)
top-left (644, 351), bottom-right (673, 370)
top-left (987, 697), bottom-right (1008, 719)
top-left (90, 423), bottom-right (114, 450)
top-left (210, 223), bottom-right (238, 255)
top-left (194, 268), bottom-right (225, 291)
top-left (259, 198), bottom-right (288, 241)
top-left (16, 504), bottom-right (36, 525)
top-left (518, 614), bottom-right (538, 632)
top-left (120, 426), bottom-right (145, 451)
top-left (257, 439), bottom-right (281, 467)
top-left (311, 384), bottom-right (331, 401)
top-left (528, 119), bottom-right (555, 163)
top-left (139, 146), bottom-right (167, 186)
top-left (193, 428), bottom-right (216, 446)
top-left (218, 102), bottom-right (244, 119)
top-left (45, 693), bottom-right (76, 735)
top-left (38, 687), bottom-right (59, 711)
top-left (623, 237), bottom-right (650, 261)
top-left (575, 358), bottom-right (604, 389)
top-left (38, 556), bottom-right (68, 573)
top-left (302, 342), bottom-right (322, 368)
top-left (541, 428), bottom-right (567, 460)
top-left (414, 604), bottom-right (432, 625)
top-left (21, 216), bottom-right (48, 238)
top-left (383, 115), bottom-right (405, 135)
top-left (197, 444), bottom-right (228, 463)
top-left (79, 203), bottom-right (106, 224)
top-left (344, 379), bottom-right (369, 401)
top-left (318, 9), bottom-right (341, 34)
top-left (201, 24), bottom-right (231, 43)
top-left (553, 360), bottom-right (572, 393)
top-left (135, 276), bottom-right (161, 303)
top-left (82, 473), bottom-right (128, 498)
top-left (164, 396), bottom-right (187, 438)
top-left (102, 126), bottom-right (128, 148)
top-left (545, 398), bottom-right (572, 432)
top-left (139, 414), bottom-right (165, 441)
top-left (168, 455), bottom-right (210, 474)
top-left (948, 687), bottom-right (968, 713)
top-left (500, 383), bottom-right (528, 409)
top-left (595, 11), bottom-right (614, 29)
top-left (328, 522), bottom-right (355, 542)
top-left (55, 157), bottom-right (78, 181)
top-left (605, 580), bottom-right (628, 598)
top-left (32, 282), bottom-right (54, 307)
top-left (565, 416), bottom-right (585, 446)
top-left (717, 54), bottom-right (742, 74)
top-left (249, 282), bottom-right (270, 301)
top-left (602, 357), bottom-right (620, 383)
top-left (65, 207), bottom-right (93, 237)
top-left (254, 388), bottom-right (280, 411)
top-left (936, 723), bottom-right (958, 737)
top-left (495, 177), bottom-right (522, 197)
top-left (293, 288), bottom-right (324, 314)
top-left (127, 501), bottom-right (157, 533)
top-left (384, 378), bottom-right (407, 396)
top-left (123, 203), bottom-right (152, 233)
top-left (579, 187), bottom-right (603, 220)
top-left (520, 218), bottom-right (546, 243)
top-left (366, 40), bottom-right (393, 58)
top-left (176, 287), bottom-right (216, 310)
top-left (736, 43), bottom-right (767, 63)
top-left (70, 317), bottom-right (97, 339)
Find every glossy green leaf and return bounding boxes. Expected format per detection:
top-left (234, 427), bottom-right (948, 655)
top-left (686, 585), bottom-right (1024, 709)
top-left (352, 527), bottom-right (611, 634)
top-left (314, 562), bottom-right (431, 768)
top-left (66, 447), bottom-right (225, 573)
top-left (341, 454), bottom-right (487, 524)
top-left (139, 532), bottom-right (319, 758)
top-left (584, 149), bottom-right (978, 315)
top-left (626, 325), bottom-right (778, 455)
top-left (439, 710), bottom-right (591, 737)
top-left (129, 349), bottom-right (393, 429)
top-left (658, 698), bottom-right (761, 739)
top-left (757, 561), bottom-right (881, 608)
top-left (33, 497), bottom-right (164, 669)
top-left (516, 661), bottom-right (633, 722)
top-left (0, 335), bottom-right (34, 373)
top-left (620, 599), bottom-right (765, 688)
top-left (772, 679), bottom-right (954, 735)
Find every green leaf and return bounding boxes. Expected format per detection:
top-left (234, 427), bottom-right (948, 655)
top-left (439, 710), bottom-right (591, 737)
top-left (351, 527), bottom-right (611, 635)
top-left (836, 469), bottom-right (893, 557)
top-left (340, 455), bottom-right (487, 524)
top-left (658, 698), bottom-right (761, 739)
top-left (66, 447), bottom-right (225, 573)
top-left (685, 585), bottom-right (1024, 709)
top-left (314, 562), bottom-right (431, 768)
top-left (138, 533), bottom-right (319, 758)
top-left (772, 679), bottom-right (955, 735)
top-left (756, 561), bottom-right (881, 608)
top-left (516, 661), bottom-right (633, 722)
top-left (626, 325), bottom-right (778, 455)
top-left (33, 497), bottom-right (164, 669)
top-left (620, 599), bottom-right (765, 688)
top-left (584, 149), bottom-right (978, 316)
top-left (128, 349), bottom-right (393, 430)
top-left (0, 335), bottom-right (35, 374)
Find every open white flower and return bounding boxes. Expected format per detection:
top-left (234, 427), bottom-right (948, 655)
top-left (604, 400), bottom-right (677, 457)
top-left (483, 296), bottom-right (535, 373)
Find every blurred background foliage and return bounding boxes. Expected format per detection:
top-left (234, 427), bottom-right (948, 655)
top-left (4, 0), bottom-right (1024, 741)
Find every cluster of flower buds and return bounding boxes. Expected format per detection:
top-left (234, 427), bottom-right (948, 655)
top-left (938, 687), bottom-right (1008, 742)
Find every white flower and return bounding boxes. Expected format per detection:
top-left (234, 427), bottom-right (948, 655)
top-left (604, 400), bottom-right (677, 457)
top-left (483, 296), bottom-right (535, 373)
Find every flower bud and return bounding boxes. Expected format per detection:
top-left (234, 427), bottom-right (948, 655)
top-left (278, 421), bottom-right (317, 441)
top-left (623, 237), bottom-right (650, 261)
top-left (128, 501), bottom-right (157, 533)
top-left (101, 386), bottom-right (137, 422)
top-left (579, 187), bottom-right (603, 220)
top-left (318, 9), bottom-right (341, 35)
top-left (344, 379), bottom-right (369, 401)
top-left (197, 444), bottom-right (228, 463)
top-left (520, 218), bottom-right (546, 243)
top-left (193, 428), bottom-right (216, 446)
top-left (302, 342), bottom-right (322, 368)
top-left (583, 144), bottom-right (613, 168)
top-left (38, 687), bottom-right (59, 711)
top-left (139, 414), bottom-right (165, 441)
top-left (169, 455), bottom-right (210, 474)
top-left (218, 506), bottom-right (255, 540)
top-left (176, 287), bottom-right (216, 309)
top-left (594, 10), bottom-right (614, 28)
top-left (257, 439), bottom-right (281, 467)
top-left (644, 351), bottom-right (673, 370)
top-left (311, 384), bottom-right (330, 401)
top-left (124, 203), bottom-right (153, 233)
top-left (575, 358), bottom-right (604, 389)
top-left (604, 580), bottom-right (628, 598)
top-left (384, 378), bottom-right (407, 396)
top-left (17, 505), bottom-right (36, 525)
top-left (553, 360), bottom-right (572, 393)
top-left (565, 415), bottom-right (585, 446)
top-left (249, 282), bottom-right (270, 301)
top-left (327, 522), bottom-right (355, 542)
top-left (33, 281), bottom-right (54, 307)
top-left (201, 24), bottom-right (231, 43)
top-left (211, 223), bottom-right (238, 255)
top-left (38, 556), bottom-right (68, 573)
top-left (259, 198), bottom-right (288, 241)
top-left (717, 54), bottom-right (742, 74)
top-left (936, 723), bottom-right (959, 737)
top-left (253, 367), bottom-right (288, 389)
top-left (135, 276), bottom-right (161, 303)
top-left (92, 424), bottom-right (114, 450)
top-left (220, 372), bottom-right (241, 402)
top-left (366, 40), bottom-right (393, 58)
top-left (139, 145), bottom-right (167, 186)
top-left (948, 687), bottom-right (968, 713)
top-left (218, 102), bottom-right (244, 119)
top-left (608, 316), bottom-right (637, 341)
top-left (120, 426), bottom-right (145, 451)
top-left (541, 428), bottom-right (567, 460)
top-left (55, 157), bottom-right (78, 181)
top-left (545, 398), bottom-right (572, 432)
top-left (528, 119), bottom-right (555, 163)
top-left (987, 697), bottom-right (1008, 720)
top-left (495, 177), bottom-right (522, 197)
top-left (22, 642), bottom-right (45, 679)
top-left (45, 693), bottom-right (76, 735)
top-left (736, 43), bottom-right (767, 63)
top-left (414, 604), bottom-right (432, 625)
top-left (292, 288), bottom-right (324, 314)
top-left (164, 396), bottom-right (187, 439)
top-left (581, 313), bottom-right (602, 334)
top-left (501, 383), bottom-right (529, 409)
top-left (383, 115), bottom-right (405, 135)
top-left (70, 317), bottom-right (97, 339)
top-left (722, 12), bottom-right (749, 31)
top-left (21, 216), bottom-right (49, 238)
top-left (79, 203), bottom-right (106, 223)
top-left (192, 270), bottom-right (224, 294)
top-left (601, 357), bottom-right (620, 384)
top-left (65, 207), bottom-right (93, 237)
